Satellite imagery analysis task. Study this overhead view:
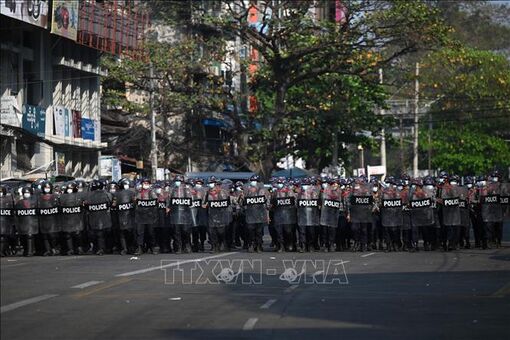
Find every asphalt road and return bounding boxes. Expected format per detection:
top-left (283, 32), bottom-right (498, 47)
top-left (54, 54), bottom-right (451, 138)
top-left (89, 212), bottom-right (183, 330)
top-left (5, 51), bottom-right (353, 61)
top-left (2, 239), bottom-right (509, 340)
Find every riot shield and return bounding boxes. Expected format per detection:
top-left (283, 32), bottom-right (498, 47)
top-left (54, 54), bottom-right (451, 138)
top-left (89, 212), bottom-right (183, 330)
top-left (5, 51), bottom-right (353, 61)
top-left (15, 197), bottom-right (39, 235)
top-left (169, 186), bottom-right (192, 225)
top-left (206, 188), bottom-right (232, 228)
top-left (480, 182), bottom-right (503, 223)
top-left (272, 188), bottom-right (297, 225)
top-left (349, 183), bottom-right (373, 224)
top-left (440, 185), bottom-right (461, 226)
top-left (380, 186), bottom-right (403, 227)
top-left (243, 185), bottom-right (269, 224)
top-left (320, 187), bottom-right (342, 228)
top-left (59, 193), bottom-right (84, 232)
top-left (297, 187), bottom-right (320, 227)
top-left (115, 189), bottom-right (135, 230)
top-left (409, 186), bottom-right (435, 227)
top-left (87, 191), bottom-right (112, 230)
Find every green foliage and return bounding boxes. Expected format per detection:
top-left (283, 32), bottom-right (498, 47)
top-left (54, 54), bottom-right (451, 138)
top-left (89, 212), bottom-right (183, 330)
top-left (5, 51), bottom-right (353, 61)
top-left (421, 123), bottom-right (510, 174)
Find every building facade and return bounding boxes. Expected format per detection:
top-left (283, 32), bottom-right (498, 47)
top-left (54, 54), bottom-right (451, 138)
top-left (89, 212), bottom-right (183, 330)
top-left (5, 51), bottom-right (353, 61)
top-left (1, 0), bottom-right (146, 180)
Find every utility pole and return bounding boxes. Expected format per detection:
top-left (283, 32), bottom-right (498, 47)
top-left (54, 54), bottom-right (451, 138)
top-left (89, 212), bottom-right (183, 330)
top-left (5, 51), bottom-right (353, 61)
top-left (379, 68), bottom-right (386, 179)
top-left (413, 62), bottom-right (420, 178)
top-left (149, 62), bottom-right (158, 181)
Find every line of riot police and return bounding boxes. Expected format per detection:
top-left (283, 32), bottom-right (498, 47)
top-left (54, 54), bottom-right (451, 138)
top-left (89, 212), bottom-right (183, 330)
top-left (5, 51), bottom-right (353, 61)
top-left (0, 170), bottom-right (508, 256)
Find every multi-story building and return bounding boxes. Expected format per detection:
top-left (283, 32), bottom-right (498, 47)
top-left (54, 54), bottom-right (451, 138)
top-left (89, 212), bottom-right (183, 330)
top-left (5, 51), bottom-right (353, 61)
top-left (1, 0), bottom-right (147, 180)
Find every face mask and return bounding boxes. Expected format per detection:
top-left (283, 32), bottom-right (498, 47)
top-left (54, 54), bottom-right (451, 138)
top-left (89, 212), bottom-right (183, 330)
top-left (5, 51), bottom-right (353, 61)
top-left (478, 181), bottom-right (486, 187)
top-left (77, 188), bottom-right (83, 192)
top-left (67, 189), bottom-right (73, 194)
top-left (208, 183), bottom-right (215, 189)
top-left (250, 181), bottom-right (257, 187)
top-left (174, 181), bottom-right (181, 187)
top-left (302, 185), bottom-right (309, 190)
top-left (411, 184), bottom-right (416, 189)
top-left (111, 188), bottom-right (116, 193)
top-left (354, 185), bottom-right (360, 190)
top-left (340, 185), bottom-right (345, 190)
top-left (277, 183), bottom-right (284, 189)
top-left (123, 184), bottom-right (130, 190)
top-left (404, 180), bottom-right (410, 186)
top-left (397, 186), bottom-right (403, 191)
top-left (165, 186), bottom-right (171, 192)
top-left (450, 181), bottom-right (458, 186)
top-left (438, 178), bottom-right (445, 184)
top-left (372, 187), bottom-right (378, 193)
top-left (236, 187), bottom-right (242, 191)
top-left (321, 183), bottom-right (328, 189)
top-left (492, 177), bottom-right (499, 183)
top-left (23, 193), bottom-right (31, 198)
top-left (155, 188), bottom-right (162, 194)
top-left (44, 188), bottom-right (50, 193)
top-left (467, 184), bottom-right (473, 189)
top-left (142, 184), bottom-right (150, 190)
top-left (0, 192), bottom-right (3, 197)
top-left (37, 185), bottom-right (42, 190)
top-left (425, 185), bottom-right (434, 190)
top-left (195, 184), bottom-right (202, 188)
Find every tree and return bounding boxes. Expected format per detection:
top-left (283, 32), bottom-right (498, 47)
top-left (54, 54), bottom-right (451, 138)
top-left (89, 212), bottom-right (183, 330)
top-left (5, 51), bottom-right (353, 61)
top-left (201, 0), bottom-right (449, 178)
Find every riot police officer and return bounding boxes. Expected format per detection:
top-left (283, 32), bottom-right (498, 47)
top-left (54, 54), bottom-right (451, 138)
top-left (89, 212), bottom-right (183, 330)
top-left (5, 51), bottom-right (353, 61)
top-left (272, 178), bottom-right (297, 252)
top-left (191, 178), bottom-right (208, 252)
top-left (242, 175), bottom-right (270, 253)
top-left (0, 185), bottom-right (15, 256)
top-left (168, 175), bottom-right (193, 253)
top-left (38, 181), bottom-right (61, 256)
top-left (348, 176), bottom-right (372, 252)
top-left (296, 177), bottom-right (321, 252)
top-left (380, 176), bottom-right (403, 252)
top-left (437, 174), bottom-right (461, 251)
top-left (203, 176), bottom-right (232, 252)
top-left (476, 171), bottom-right (503, 248)
top-left (86, 179), bottom-right (113, 255)
top-left (59, 181), bottom-right (85, 255)
top-left (320, 178), bottom-right (342, 252)
top-left (115, 178), bottom-right (136, 255)
top-left (409, 178), bottom-right (436, 251)
top-left (15, 186), bottom-right (39, 256)
top-left (134, 178), bottom-right (158, 255)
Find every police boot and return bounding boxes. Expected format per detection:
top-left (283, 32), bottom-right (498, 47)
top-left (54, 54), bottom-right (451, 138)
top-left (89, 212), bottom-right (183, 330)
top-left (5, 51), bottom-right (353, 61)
top-left (119, 235), bottom-right (128, 255)
top-left (66, 236), bottom-right (75, 256)
top-left (96, 233), bottom-right (105, 255)
top-left (43, 237), bottom-right (52, 256)
top-left (296, 243), bottom-right (304, 253)
top-left (134, 246), bottom-right (143, 255)
top-left (378, 241), bottom-right (384, 251)
top-left (0, 237), bottom-right (7, 257)
top-left (152, 246), bottom-right (160, 255)
top-left (25, 236), bottom-right (35, 257)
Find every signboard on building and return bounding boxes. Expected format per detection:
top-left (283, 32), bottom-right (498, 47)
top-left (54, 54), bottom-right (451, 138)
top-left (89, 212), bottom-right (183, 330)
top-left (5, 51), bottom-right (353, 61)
top-left (53, 106), bottom-right (72, 137)
top-left (50, 0), bottom-right (78, 41)
top-left (1, 0), bottom-right (49, 28)
top-left (99, 156), bottom-right (121, 181)
top-left (22, 105), bottom-right (46, 137)
top-left (81, 118), bottom-right (95, 141)
top-left (72, 110), bottom-right (81, 138)
top-left (55, 152), bottom-right (66, 176)
top-left (0, 95), bottom-right (22, 128)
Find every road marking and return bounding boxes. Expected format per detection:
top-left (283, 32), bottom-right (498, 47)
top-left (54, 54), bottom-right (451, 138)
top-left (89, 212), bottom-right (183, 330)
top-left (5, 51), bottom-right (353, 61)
top-left (243, 317), bottom-right (258, 330)
top-left (72, 278), bottom-right (132, 298)
top-left (361, 252), bottom-right (375, 257)
top-left (1, 294), bottom-right (58, 314)
top-left (2, 263), bottom-right (28, 268)
top-left (260, 299), bottom-right (277, 309)
top-left (284, 285), bottom-right (299, 293)
top-left (332, 260), bottom-right (350, 265)
top-left (313, 270), bottom-right (324, 276)
top-left (115, 252), bottom-right (238, 277)
top-left (71, 281), bottom-right (104, 289)
top-left (59, 256), bottom-right (87, 261)
top-left (492, 282), bottom-right (510, 298)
